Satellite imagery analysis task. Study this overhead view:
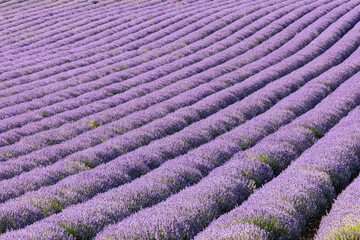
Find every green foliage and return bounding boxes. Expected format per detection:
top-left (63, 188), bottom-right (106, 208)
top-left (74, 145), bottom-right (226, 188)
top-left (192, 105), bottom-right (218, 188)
top-left (81, 157), bottom-right (97, 169)
top-left (59, 221), bottom-right (94, 240)
top-left (117, 127), bottom-right (127, 134)
top-left (88, 120), bottom-right (100, 128)
top-left (240, 170), bottom-right (260, 190)
top-left (255, 154), bottom-right (276, 164)
top-left (115, 65), bottom-right (125, 70)
top-left (239, 141), bottom-right (254, 151)
top-left (249, 154), bottom-right (282, 174)
top-left (241, 216), bottom-right (289, 238)
top-left (107, 89), bottom-right (119, 95)
top-left (47, 139), bottom-right (56, 146)
top-left (49, 200), bottom-right (63, 214)
top-left (309, 127), bottom-right (324, 139)
top-left (135, 91), bottom-right (145, 97)
top-left (0, 151), bottom-right (17, 159)
top-left (98, 137), bottom-right (107, 143)
top-left (327, 222), bottom-right (360, 240)
top-left (38, 111), bottom-right (51, 118)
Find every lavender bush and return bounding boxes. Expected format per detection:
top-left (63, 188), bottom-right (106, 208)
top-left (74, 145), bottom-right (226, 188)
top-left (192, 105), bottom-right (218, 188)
top-left (315, 173), bottom-right (360, 240)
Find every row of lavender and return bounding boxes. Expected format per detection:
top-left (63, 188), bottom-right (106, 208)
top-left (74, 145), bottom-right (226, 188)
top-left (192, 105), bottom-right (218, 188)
top-left (315, 171), bottom-right (360, 239)
top-left (1, 0), bottom-right (360, 239)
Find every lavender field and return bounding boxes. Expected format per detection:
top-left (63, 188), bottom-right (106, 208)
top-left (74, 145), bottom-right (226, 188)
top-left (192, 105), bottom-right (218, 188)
top-left (0, 0), bottom-right (360, 239)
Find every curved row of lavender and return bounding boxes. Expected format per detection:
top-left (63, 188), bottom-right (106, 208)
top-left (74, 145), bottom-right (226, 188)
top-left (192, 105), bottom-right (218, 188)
top-left (1, 0), bottom-right (360, 239)
top-left (315, 172), bottom-right (360, 239)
